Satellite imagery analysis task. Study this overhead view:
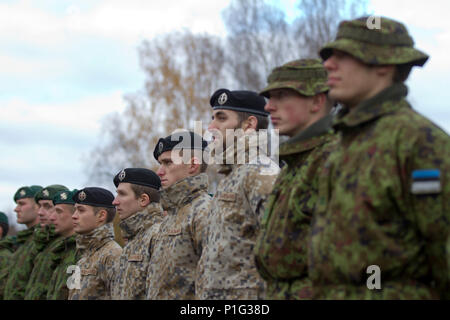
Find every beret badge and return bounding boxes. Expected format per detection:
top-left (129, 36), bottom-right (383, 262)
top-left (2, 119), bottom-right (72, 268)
top-left (218, 92), bottom-right (228, 105)
top-left (119, 170), bottom-right (126, 181)
top-left (158, 142), bottom-right (164, 154)
top-left (60, 192), bottom-right (67, 200)
top-left (20, 190), bottom-right (26, 196)
top-left (78, 191), bottom-right (87, 201)
top-left (43, 189), bottom-right (50, 197)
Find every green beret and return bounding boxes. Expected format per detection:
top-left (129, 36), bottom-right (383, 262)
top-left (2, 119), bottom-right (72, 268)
top-left (319, 16), bottom-right (429, 67)
top-left (260, 58), bottom-right (329, 98)
top-left (0, 212), bottom-right (8, 225)
top-left (35, 185), bottom-right (69, 203)
top-left (14, 185), bottom-right (43, 203)
top-left (52, 189), bottom-right (77, 206)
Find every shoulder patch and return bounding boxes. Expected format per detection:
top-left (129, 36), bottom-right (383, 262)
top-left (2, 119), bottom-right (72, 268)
top-left (411, 169), bottom-right (441, 195)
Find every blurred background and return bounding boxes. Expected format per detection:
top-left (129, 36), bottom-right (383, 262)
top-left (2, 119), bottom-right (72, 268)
top-left (1, 0), bottom-right (449, 234)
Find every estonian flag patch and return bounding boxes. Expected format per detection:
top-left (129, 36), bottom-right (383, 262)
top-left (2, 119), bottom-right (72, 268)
top-left (411, 169), bottom-right (441, 195)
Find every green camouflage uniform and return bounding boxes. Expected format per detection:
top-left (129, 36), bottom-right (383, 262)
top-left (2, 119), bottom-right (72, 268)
top-left (0, 235), bottom-right (18, 270)
top-left (46, 235), bottom-right (77, 300)
top-left (111, 203), bottom-right (163, 300)
top-left (24, 230), bottom-right (67, 300)
top-left (309, 17), bottom-right (449, 299)
top-left (69, 223), bottom-right (122, 300)
top-left (2, 225), bottom-right (43, 300)
top-left (147, 173), bottom-right (211, 300)
top-left (255, 59), bottom-right (336, 300)
top-left (196, 132), bottom-right (280, 300)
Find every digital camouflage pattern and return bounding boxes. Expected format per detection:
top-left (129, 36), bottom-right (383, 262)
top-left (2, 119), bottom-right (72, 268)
top-left (146, 173), bottom-right (211, 300)
top-left (24, 231), bottom-right (68, 300)
top-left (259, 59), bottom-right (329, 98)
top-left (254, 114), bottom-right (337, 299)
top-left (309, 84), bottom-right (450, 299)
top-left (0, 235), bottom-right (19, 299)
top-left (46, 235), bottom-right (77, 300)
top-left (111, 203), bottom-right (163, 300)
top-left (69, 223), bottom-right (122, 300)
top-left (3, 224), bottom-right (56, 300)
top-left (196, 132), bottom-right (279, 300)
top-left (319, 16), bottom-right (429, 67)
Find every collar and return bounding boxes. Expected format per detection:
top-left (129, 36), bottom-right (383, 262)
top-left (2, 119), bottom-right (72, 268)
top-left (75, 223), bottom-right (115, 255)
top-left (218, 130), bottom-right (269, 174)
top-left (119, 202), bottom-right (163, 240)
top-left (160, 173), bottom-right (209, 211)
top-left (279, 114), bottom-right (335, 156)
top-left (333, 83), bottom-right (409, 131)
top-left (16, 225), bottom-right (36, 244)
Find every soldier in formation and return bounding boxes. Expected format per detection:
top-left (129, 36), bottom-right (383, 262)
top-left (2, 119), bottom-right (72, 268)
top-left (1, 15), bottom-right (448, 301)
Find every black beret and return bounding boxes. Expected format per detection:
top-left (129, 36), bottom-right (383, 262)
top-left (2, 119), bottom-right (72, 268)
top-left (72, 187), bottom-right (115, 208)
top-left (113, 168), bottom-right (161, 190)
top-left (210, 88), bottom-right (269, 117)
top-left (153, 131), bottom-right (208, 161)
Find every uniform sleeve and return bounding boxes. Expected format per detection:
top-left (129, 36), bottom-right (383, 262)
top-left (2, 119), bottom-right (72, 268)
top-left (242, 163), bottom-right (279, 225)
top-left (191, 196), bottom-right (211, 256)
top-left (405, 126), bottom-right (450, 299)
top-left (100, 245), bottom-right (122, 298)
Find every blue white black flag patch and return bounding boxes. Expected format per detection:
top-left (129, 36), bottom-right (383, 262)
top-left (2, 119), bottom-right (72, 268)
top-left (411, 169), bottom-right (441, 195)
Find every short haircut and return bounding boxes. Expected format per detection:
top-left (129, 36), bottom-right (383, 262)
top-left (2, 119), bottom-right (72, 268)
top-left (93, 206), bottom-right (116, 223)
top-left (176, 149), bottom-right (208, 173)
top-left (393, 63), bottom-right (413, 83)
top-left (130, 184), bottom-right (160, 203)
top-left (236, 111), bottom-right (269, 130)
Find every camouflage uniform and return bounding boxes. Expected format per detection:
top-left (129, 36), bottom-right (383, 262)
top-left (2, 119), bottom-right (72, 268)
top-left (309, 17), bottom-right (450, 299)
top-left (0, 235), bottom-right (19, 299)
top-left (146, 173), bottom-right (211, 300)
top-left (69, 223), bottom-right (122, 300)
top-left (24, 225), bottom-right (65, 300)
top-left (255, 59), bottom-right (336, 300)
top-left (111, 203), bottom-right (163, 300)
top-left (196, 133), bottom-right (279, 299)
top-left (46, 235), bottom-right (77, 300)
top-left (3, 225), bottom-right (55, 300)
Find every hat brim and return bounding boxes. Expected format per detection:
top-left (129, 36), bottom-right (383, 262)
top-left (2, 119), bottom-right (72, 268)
top-left (260, 83), bottom-right (329, 98)
top-left (320, 38), bottom-right (429, 67)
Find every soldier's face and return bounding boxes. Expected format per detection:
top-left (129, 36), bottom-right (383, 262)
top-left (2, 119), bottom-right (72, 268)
top-left (51, 204), bottom-right (75, 237)
top-left (324, 49), bottom-right (389, 108)
top-left (14, 198), bottom-right (39, 226)
top-left (208, 109), bottom-right (241, 149)
top-left (37, 200), bottom-right (55, 227)
top-left (113, 183), bottom-right (142, 220)
top-left (265, 88), bottom-right (316, 137)
top-left (157, 151), bottom-right (192, 189)
top-left (72, 204), bottom-right (100, 235)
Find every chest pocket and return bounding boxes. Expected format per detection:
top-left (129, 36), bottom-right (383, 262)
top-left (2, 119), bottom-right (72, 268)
top-left (81, 267), bottom-right (98, 276)
top-left (128, 254), bottom-right (144, 262)
top-left (218, 191), bottom-right (238, 202)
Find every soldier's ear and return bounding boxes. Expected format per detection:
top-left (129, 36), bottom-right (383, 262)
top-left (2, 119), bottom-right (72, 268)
top-left (243, 116), bottom-right (258, 131)
top-left (310, 93), bottom-right (326, 113)
top-left (139, 193), bottom-right (150, 207)
top-left (96, 209), bottom-right (107, 224)
top-left (189, 157), bottom-right (201, 174)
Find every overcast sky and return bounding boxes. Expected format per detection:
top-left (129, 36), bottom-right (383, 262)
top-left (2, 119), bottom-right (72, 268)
top-left (1, 0), bottom-right (449, 230)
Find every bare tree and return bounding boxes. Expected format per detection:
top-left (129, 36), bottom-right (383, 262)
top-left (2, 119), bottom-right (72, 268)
top-left (86, 30), bottom-right (227, 186)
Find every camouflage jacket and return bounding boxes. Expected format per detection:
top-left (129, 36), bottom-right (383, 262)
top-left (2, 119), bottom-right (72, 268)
top-left (111, 203), bottom-right (163, 300)
top-left (0, 234), bottom-right (22, 299)
top-left (146, 173), bottom-right (211, 300)
top-left (196, 132), bottom-right (280, 299)
top-left (0, 235), bottom-right (18, 271)
top-left (3, 225), bottom-right (56, 300)
top-left (309, 84), bottom-right (450, 299)
top-left (69, 223), bottom-right (122, 300)
top-left (254, 114), bottom-right (337, 299)
top-left (46, 235), bottom-right (77, 300)
top-left (24, 227), bottom-right (66, 300)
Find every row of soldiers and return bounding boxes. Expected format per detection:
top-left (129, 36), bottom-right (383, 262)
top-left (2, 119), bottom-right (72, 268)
top-left (0, 16), bottom-right (449, 300)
